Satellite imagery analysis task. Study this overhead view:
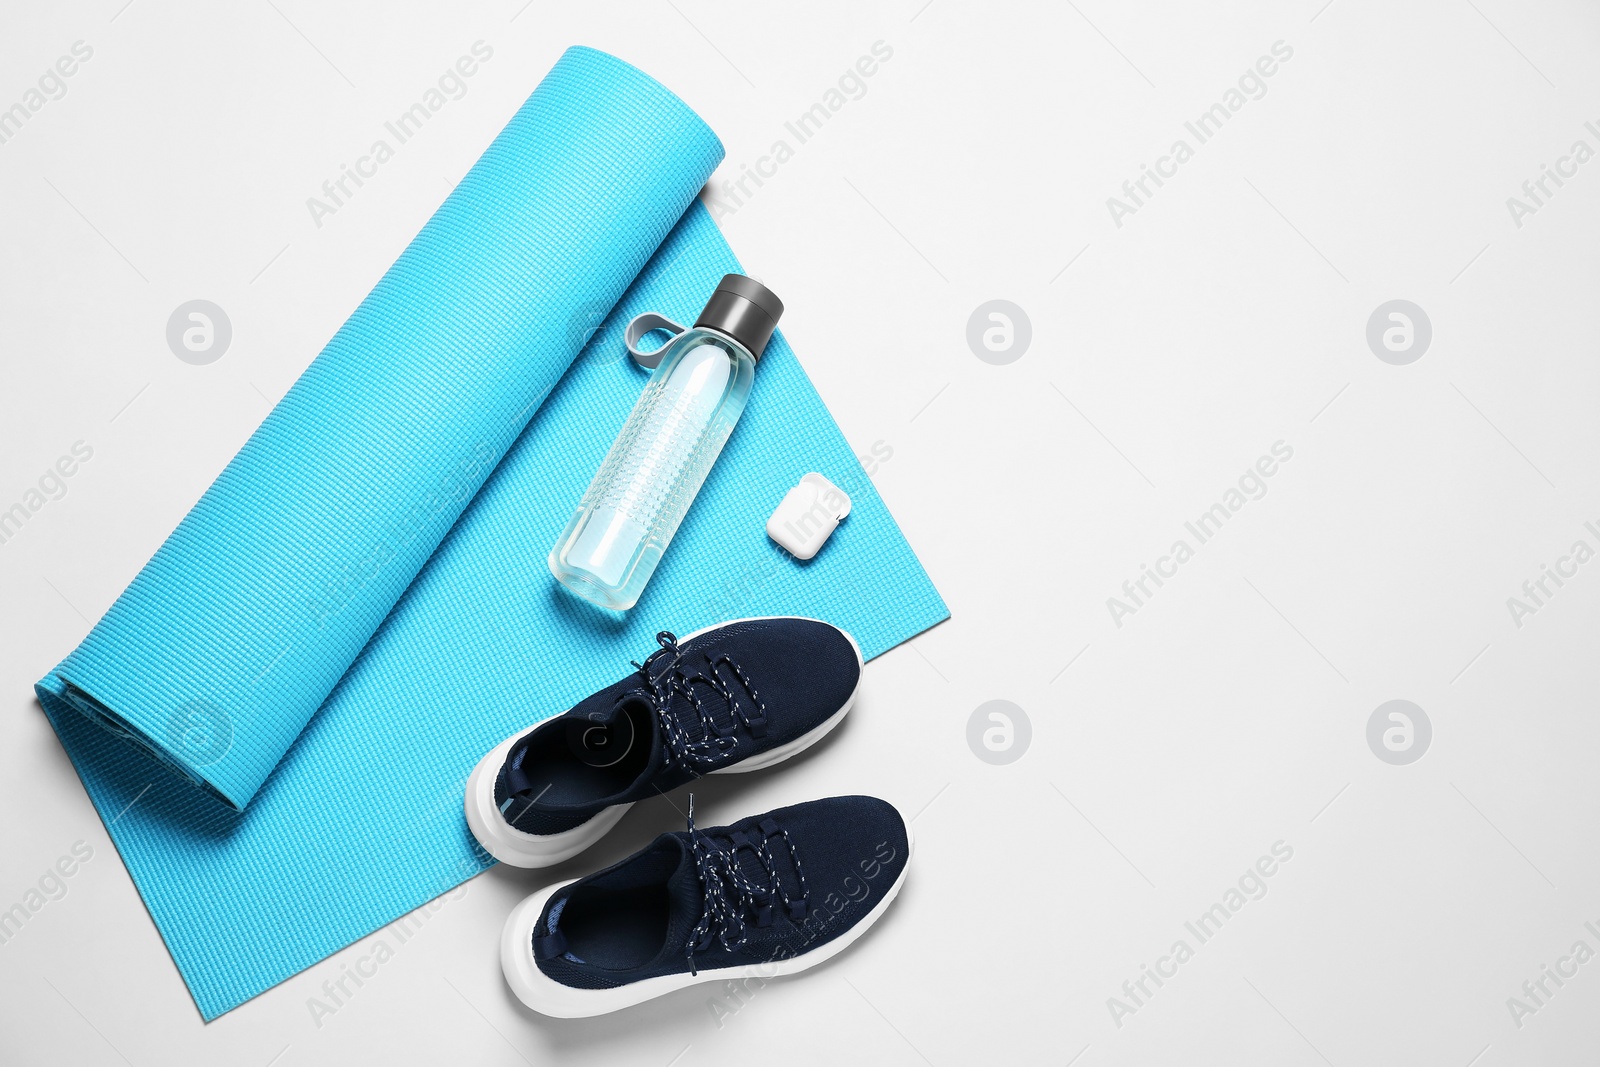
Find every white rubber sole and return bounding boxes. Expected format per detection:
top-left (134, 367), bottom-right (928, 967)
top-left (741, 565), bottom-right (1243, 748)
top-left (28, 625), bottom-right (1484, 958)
top-left (464, 617), bottom-right (863, 869)
top-left (500, 824), bottom-right (913, 1017)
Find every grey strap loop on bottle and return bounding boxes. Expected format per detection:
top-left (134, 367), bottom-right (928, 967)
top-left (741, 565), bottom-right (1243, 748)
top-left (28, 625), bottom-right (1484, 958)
top-left (624, 312), bottom-right (688, 369)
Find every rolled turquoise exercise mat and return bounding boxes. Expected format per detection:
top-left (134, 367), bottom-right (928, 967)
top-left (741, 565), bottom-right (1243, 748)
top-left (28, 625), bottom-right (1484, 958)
top-left (40, 47), bottom-right (722, 812)
top-left (36, 46), bottom-right (946, 1020)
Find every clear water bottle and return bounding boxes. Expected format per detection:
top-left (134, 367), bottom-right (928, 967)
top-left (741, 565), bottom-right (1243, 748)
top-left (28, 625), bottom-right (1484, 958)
top-left (549, 275), bottom-right (783, 611)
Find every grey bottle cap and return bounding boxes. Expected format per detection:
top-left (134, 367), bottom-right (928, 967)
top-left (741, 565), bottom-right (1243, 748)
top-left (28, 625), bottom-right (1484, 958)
top-left (695, 274), bottom-right (783, 360)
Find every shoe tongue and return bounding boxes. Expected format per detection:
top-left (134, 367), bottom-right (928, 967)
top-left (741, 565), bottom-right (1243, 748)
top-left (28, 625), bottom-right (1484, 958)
top-left (650, 646), bottom-right (741, 738)
top-left (662, 839), bottom-right (708, 956)
top-left (659, 821), bottom-right (792, 964)
top-left (624, 695), bottom-right (669, 782)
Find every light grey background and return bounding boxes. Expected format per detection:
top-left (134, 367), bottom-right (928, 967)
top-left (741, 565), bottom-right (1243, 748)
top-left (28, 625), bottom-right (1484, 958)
top-left (3, 1), bottom-right (1598, 1064)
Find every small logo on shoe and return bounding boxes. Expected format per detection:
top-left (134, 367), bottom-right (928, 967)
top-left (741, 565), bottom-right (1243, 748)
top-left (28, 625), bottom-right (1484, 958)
top-left (966, 700), bottom-right (1031, 765)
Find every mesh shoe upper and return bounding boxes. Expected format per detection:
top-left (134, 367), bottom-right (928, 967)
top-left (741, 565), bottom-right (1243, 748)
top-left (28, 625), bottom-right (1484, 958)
top-left (492, 618), bottom-right (860, 837)
top-left (531, 795), bottom-right (909, 990)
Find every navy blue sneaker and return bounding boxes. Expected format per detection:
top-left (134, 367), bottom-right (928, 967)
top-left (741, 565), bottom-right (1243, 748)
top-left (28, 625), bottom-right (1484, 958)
top-left (500, 795), bottom-right (911, 1016)
top-left (465, 617), bottom-right (863, 868)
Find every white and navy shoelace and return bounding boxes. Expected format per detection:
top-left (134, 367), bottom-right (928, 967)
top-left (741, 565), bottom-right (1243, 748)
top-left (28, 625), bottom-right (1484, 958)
top-left (683, 795), bottom-right (811, 975)
top-left (632, 631), bottom-right (770, 774)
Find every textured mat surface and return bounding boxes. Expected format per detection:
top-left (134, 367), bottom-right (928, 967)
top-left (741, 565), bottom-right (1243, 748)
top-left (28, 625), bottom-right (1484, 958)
top-left (36, 47), bottom-right (946, 1020)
